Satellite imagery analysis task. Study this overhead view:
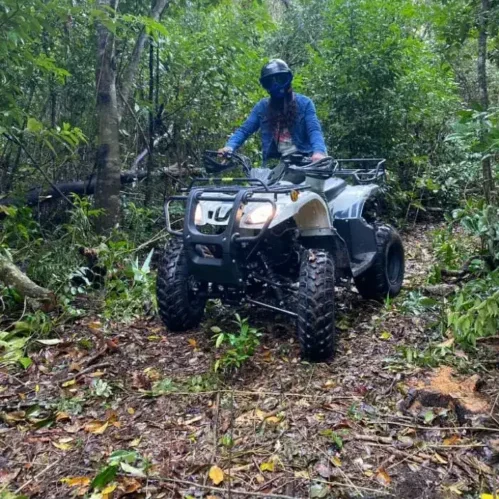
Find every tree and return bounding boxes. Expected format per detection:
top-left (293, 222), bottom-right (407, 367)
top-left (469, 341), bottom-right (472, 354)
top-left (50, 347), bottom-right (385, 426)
top-left (477, 0), bottom-right (496, 202)
top-left (94, 0), bottom-right (169, 234)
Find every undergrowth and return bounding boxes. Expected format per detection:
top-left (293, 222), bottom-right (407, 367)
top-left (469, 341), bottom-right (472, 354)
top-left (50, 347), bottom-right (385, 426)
top-left (0, 197), bottom-right (165, 368)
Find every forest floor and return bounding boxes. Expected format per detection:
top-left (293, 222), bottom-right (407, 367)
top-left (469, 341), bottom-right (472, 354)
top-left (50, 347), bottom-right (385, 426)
top-left (1, 223), bottom-right (499, 499)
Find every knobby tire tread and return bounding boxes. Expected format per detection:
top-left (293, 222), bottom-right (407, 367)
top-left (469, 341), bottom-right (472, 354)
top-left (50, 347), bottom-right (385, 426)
top-left (354, 224), bottom-right (404, 301)
top-left (297, 249), bottom-right (336, 362)
top-left (156, 240), bottom-right (206, 332)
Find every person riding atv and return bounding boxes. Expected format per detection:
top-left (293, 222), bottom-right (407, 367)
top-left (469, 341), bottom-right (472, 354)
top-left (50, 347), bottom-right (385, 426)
top-left (156, 59), bottom-right (405, 363)
top-left (219, 59), bottom-right (327, 165)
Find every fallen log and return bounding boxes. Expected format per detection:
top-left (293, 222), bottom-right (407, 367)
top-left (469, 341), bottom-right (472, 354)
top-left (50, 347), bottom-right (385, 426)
top-left (0, 170), bottom-right (148, 207)
top-left (0, 254), bottom-right (54, 305)
top-left (0, 164), bottom-right (198, 207)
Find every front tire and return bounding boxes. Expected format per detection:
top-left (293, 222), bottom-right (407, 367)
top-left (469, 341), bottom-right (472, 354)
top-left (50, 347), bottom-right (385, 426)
top-left (297, 249), bottom-right (336, 362)
top-left (156, 240), bottom-right (207, 331)
top-left (354, 224), bottom-right (404, 301)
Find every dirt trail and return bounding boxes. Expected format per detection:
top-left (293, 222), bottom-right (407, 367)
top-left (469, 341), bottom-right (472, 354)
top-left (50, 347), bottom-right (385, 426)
top-left (1, 223), bottom-right (498, 498)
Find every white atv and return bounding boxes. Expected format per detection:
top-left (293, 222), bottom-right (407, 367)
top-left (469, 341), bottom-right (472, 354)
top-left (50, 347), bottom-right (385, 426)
top-left (156, 151), bottom-right (404, 361)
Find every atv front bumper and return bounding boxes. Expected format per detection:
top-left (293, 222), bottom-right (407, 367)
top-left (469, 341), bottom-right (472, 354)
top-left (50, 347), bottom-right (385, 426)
top-left (164, 181), bottom-right (278, 286)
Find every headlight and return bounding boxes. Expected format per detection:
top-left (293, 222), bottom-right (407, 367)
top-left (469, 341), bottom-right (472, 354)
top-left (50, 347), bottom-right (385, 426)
top-left (194, 204), bottom-right (203, 225)
top-left (246, 204), bottom-right (274, 225)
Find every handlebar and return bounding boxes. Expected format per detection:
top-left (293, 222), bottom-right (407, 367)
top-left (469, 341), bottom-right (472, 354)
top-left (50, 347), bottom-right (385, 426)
top-left (203, 150), bottom-right (252, 177)
top-left (286, 156), bottom-right (336, 179)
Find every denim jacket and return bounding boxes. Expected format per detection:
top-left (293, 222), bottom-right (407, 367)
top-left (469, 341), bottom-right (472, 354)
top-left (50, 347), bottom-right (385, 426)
top-left (225, 93), bottom-right (327, 161)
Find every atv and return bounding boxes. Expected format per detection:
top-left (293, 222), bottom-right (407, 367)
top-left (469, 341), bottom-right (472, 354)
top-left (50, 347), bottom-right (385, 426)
top-left (156, 151), bottom-right (404, 361)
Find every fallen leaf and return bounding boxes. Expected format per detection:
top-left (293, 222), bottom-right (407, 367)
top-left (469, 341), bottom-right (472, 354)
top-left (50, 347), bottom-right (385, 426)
top-left (376, 468), bottom-right (391, 486)
top-left (61, 476), bottom-right (91, 487)
top-left (443, 434), bottom-right (461, 446)
top-left (294, 470), bottom-right (310, 479)
top-left (127, 407), bottom-right (135, 415)
top-left (209, 465), bottom-right (224, 485)
top-left (36, 338), bottom-right (63, 346)
top-left (364, 470), bottom-right (374, 477)
top-left (64, 422), bottom-right (82, 433)
top-left (143, 367), bottom-right (161, 381)
top-left (89, 371), bottom-right (105, 377)
top-left (260, 461), bottom-right (275, 472)
top-left (331, 456), bottom-right (342, 467)
top-left (0, 468), bottom-right (20, 485)
top-left (380, 331), bottom-right (392, 340)
top-left (310, 484), bottom-right (329, 498)
top-left (323, 379), bottom-right (336, 388)
top-left (188, 338), bottom-right (198, 348)
top-left (120, 462), bottom-right (146, 477)
top-left (121, 476), bottom-right (142, 493)
top-left (84, 421), bottom-right (109, 434)
top-left (62, 379), bottom-right (76, 388)
top-left (481, 494), bottom-right (499, 499)
top-left (3, 411), bottom-right (26, 423)
top-left (53, 440), bottom-right (73, 451)
top-left (88, 321), bottom-right (102, 330)
top-left (255, 474), bottom-right (265, 484)
top-left (433, 452), bottom-right (447, 464)
top-left (437, 338), bottom-right (454, 348)
top-left (265, 416), bottom-right (281, 424)
top-left (56, 411), bottom-right (70, 422)
top-left (130, 437), bottom-right (141, 447)
top-left (102, 483), bottom-right (117, 494)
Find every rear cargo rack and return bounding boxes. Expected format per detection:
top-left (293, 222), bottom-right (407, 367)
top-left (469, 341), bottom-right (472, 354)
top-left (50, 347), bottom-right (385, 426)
top-left (332, 159), bottom-right (386, 184)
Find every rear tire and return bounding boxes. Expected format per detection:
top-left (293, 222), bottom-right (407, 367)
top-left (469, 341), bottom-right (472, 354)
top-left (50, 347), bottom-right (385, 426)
top-left (156, 240), bottom-right (207, 331)
top-left (297, 249), bottom-right (336, 362)
top-left (354, 224), bottom-right (404, 301)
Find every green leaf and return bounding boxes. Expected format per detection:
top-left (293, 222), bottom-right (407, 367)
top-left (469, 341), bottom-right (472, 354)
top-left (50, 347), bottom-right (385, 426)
top-left (90, 464), bottom-right (117, 490)
top-left (108, 450), bottom-right (138, 466)
top-left (424, 410), bottom-right (435, 423)
top-left (18, 357), bottom-right (32, 369)
top-left (26, 117), bottom-right (43, 133)
top-left (120, 462), bottom-right (146, 477)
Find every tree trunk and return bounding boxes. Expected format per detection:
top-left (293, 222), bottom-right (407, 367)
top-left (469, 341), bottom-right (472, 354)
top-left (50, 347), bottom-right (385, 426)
top-left (94, 0), bottom-right (121, 234)
top-left (477, 0), bottom-right (495, 203)
top-left (145, 32), bottom-right (155, 206)
top-left (0, 254), bottom-right (54, 303)
top-left (118, 0), bottom-right (169, 118)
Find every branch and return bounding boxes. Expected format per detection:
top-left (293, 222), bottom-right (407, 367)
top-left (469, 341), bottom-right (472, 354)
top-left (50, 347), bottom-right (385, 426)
top-left (118, 0), bottom-right (169, 117)
top-left (0, 254), bottom-right (54, 303)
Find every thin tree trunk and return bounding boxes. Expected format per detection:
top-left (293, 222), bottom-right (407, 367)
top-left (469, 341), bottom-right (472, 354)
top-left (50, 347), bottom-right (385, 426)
top-left (118, 0), bottom-right (169, 118)
top-left (94, 0), bottom-right (121, 233)
top-left (477, 0), bottom-right (495, 203)
top-left (145, 34), bottom-right (155, 206)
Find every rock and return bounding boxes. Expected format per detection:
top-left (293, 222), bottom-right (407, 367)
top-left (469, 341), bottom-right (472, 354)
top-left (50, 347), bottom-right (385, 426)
top-left (402, 366), bottom-right (490, 422)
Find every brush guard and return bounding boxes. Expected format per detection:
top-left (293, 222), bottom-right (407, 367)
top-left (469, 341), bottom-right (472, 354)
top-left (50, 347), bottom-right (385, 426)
top-left (164, 183), bottom-right (278, 286)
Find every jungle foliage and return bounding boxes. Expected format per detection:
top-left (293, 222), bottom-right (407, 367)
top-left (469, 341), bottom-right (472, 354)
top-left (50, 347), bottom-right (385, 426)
top-left (0, 0), bottom-right (498, 360)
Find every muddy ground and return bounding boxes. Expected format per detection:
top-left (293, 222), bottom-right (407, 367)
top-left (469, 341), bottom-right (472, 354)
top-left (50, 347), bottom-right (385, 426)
top-left (1, 224), bottom-right (498, 498)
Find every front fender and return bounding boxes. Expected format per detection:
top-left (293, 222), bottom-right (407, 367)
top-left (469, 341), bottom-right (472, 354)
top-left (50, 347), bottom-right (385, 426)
top-left (331, 185), bottom-right (380, 219)
top-left (268, 191), bottom-right (332, 231)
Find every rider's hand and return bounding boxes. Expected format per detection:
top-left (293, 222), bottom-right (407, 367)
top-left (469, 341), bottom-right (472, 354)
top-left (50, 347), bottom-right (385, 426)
top-left (311, 152), bottom-right (326, 162)
top-left (218, 146), bottom-right (233, 157)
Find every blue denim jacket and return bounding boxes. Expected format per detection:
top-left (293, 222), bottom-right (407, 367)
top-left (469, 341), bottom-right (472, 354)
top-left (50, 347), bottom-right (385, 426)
top-left (225, 93), bottom-right (327, 161)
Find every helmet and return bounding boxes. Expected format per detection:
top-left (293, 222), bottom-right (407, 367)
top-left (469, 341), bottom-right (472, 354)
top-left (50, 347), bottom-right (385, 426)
top-left (259, 59), bottom-right (293, 98)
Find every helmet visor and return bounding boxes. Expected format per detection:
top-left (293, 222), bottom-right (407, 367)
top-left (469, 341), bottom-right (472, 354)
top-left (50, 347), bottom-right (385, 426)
top-left (260, 73), bottom-right (292, 90)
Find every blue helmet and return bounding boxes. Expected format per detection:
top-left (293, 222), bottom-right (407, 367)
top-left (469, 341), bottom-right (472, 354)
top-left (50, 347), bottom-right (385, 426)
top-left (259, 59), bottom-right (293, 98)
